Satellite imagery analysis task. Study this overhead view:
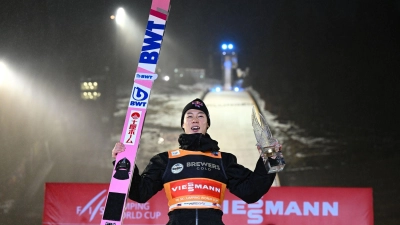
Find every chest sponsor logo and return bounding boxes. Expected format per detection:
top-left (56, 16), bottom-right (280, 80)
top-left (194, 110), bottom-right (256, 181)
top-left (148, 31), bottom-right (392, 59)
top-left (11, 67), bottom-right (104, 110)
top-left (172, 182), bottom-right (221, 193)
top-left (171, 163), bottom-right (184, 174)
top-left (186, 161), bottom-right (220, 171)
top-left (169, 179), bottom-right (224, 199)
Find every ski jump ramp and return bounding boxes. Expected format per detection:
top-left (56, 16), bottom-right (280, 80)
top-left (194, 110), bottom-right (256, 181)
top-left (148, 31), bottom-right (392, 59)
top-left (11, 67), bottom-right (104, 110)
top-left (204, 90), bottom-right (280, 187)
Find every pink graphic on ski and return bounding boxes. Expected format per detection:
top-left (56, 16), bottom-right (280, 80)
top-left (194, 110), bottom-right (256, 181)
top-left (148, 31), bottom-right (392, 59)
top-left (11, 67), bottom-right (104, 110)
top-left (101, 1), bottom-right (171, 224)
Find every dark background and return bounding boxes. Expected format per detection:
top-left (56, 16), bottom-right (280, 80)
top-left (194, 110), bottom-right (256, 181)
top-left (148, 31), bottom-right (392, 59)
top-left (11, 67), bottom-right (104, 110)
top-left (1, 0), bottom-right (399, 224)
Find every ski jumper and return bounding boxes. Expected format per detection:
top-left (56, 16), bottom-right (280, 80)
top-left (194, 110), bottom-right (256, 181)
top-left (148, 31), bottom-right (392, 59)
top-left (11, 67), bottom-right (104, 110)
top-left (129, 133), bottom-right (276, 225)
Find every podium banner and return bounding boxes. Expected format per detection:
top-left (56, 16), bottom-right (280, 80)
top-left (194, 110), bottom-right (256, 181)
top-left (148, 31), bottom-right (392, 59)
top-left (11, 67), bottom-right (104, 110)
top-left (43, 183), bottom-right (373, 225)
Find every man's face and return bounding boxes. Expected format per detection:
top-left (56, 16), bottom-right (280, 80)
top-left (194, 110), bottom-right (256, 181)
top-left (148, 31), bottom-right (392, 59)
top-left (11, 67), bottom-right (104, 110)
top-left (182, 109), bottom-right (208, 135)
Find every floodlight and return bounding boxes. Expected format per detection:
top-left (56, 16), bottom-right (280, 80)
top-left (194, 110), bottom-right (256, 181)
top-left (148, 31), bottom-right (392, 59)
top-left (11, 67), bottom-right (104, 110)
top-left (116, 8), bottom-right (126, 26)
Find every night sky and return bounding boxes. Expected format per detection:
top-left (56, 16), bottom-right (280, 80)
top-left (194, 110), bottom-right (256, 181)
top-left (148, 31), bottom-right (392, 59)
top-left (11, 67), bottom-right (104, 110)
top-left (1, 0), bottom-right (400, 224)
top-left (1, 0), bottom-right (399, 132)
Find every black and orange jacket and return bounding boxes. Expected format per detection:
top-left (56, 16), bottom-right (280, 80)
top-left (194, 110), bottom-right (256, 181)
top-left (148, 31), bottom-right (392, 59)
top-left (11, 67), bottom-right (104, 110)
top-left (163, 149), bottom-right (228, 211)
top-left (129, 133), bottom-right (276, 206)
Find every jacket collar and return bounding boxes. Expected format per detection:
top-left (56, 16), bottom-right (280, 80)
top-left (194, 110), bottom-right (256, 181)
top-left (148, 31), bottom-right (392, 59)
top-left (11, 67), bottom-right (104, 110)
top-left (178, 133), bottom-right (220, 152)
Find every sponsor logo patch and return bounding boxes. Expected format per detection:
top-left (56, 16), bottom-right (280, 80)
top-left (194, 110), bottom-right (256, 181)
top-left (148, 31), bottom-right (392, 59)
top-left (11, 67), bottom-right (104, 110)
top-left (171, 150), bottom-right (180, 156)
top-left (171, 163), bottom-right (184, 174)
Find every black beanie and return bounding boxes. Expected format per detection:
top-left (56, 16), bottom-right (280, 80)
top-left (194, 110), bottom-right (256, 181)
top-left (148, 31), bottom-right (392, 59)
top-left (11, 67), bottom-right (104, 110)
top-left (181, 98), bottom-right (210, 127)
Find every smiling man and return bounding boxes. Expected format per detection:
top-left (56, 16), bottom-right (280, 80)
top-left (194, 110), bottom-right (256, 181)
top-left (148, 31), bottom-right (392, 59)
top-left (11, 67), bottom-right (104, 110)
top-left (181, 99), bottom-right (210, 134)
top-left (112, 98), bottom-right (278, 225)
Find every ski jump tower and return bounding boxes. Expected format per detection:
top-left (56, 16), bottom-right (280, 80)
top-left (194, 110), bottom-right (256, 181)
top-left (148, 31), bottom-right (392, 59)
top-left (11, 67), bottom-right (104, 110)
top-left (221, 43), bottom-right (238, 91)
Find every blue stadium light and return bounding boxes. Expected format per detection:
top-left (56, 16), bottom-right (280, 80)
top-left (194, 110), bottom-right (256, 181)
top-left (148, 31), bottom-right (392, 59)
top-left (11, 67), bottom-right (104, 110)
top-left (221, 43), bottom-right (234, 51)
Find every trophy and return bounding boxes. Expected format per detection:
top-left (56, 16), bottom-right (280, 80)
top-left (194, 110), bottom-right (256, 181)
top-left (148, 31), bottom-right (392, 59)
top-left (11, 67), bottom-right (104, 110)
top-left (251, 107), bottom-right (285, 173)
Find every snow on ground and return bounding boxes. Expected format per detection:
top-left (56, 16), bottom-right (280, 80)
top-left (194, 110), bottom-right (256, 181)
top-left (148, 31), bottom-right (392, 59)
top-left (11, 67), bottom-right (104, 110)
top-left (112, 79), bottom-right (334, 177)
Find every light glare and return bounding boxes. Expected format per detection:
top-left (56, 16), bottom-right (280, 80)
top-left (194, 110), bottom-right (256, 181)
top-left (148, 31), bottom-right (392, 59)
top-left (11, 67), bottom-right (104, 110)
top-left (116, 8), bottom-right (126, 26)
top-left (0, 62), bottom-right (14, 87)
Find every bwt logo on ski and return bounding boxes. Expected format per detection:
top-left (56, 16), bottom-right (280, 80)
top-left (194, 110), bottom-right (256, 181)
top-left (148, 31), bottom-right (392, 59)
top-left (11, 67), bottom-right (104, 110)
top-left (139, 20), bottom-right (165, 65)
top-left (132, 87), bottom-right (148, 101)
top-left (136, 73), bottom-right (154, 80)
top-left (130, 86), bottom-right (149, 107)
top-left (105, 222), bottom-right (116, 225)
top-left (137, 15), bottom-right (166, 73)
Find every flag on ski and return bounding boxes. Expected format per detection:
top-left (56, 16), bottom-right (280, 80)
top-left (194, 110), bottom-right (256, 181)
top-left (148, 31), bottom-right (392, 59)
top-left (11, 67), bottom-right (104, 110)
top-left (100, 1), bottom-right (171, 225)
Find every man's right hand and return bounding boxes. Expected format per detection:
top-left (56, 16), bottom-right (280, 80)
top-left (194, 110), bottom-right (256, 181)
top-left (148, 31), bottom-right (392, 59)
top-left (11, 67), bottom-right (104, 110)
top-left (112, 142), bottom-right (126, 159)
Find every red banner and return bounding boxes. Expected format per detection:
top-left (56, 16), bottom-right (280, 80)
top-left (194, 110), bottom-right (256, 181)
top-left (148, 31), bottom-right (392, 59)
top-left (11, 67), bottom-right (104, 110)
top-left (42, 183), bottom-right (373, 225)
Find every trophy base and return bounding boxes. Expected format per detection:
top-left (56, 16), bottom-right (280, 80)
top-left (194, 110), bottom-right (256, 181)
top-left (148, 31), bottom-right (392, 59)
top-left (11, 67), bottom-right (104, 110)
top-left (266, 164), bottom-right (285, 173)
top-left (260, 148), bottom-right (285, 173)
top-left (264, 155), bottom-right (285, 173)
